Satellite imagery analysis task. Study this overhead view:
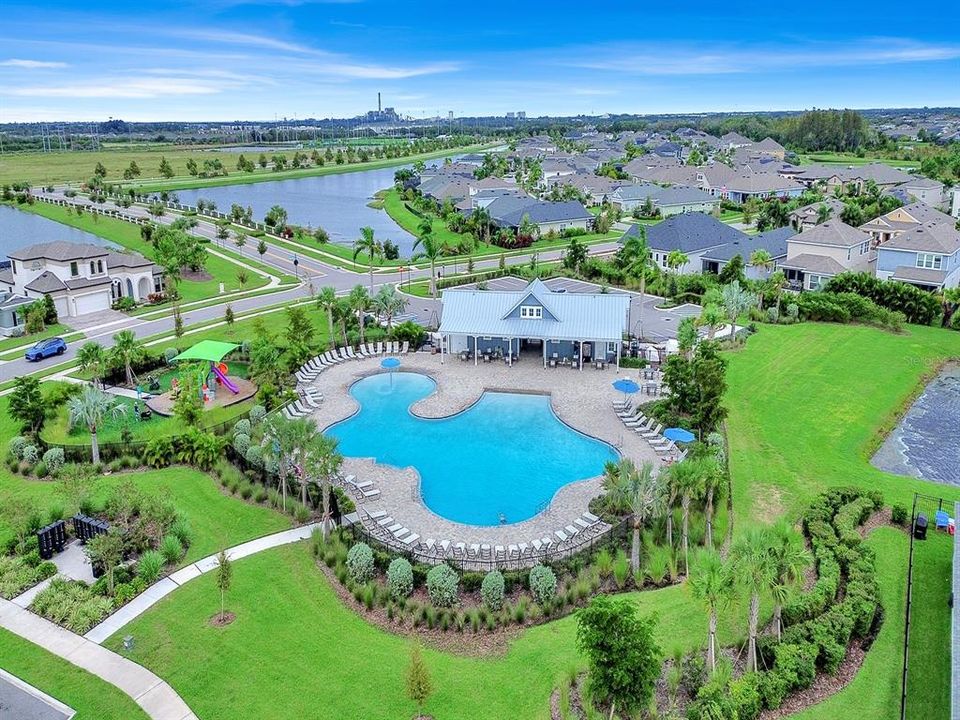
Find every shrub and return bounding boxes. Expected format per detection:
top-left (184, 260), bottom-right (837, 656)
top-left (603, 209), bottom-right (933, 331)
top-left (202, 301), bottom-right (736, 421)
top-left (729, 673), bottom-right (763, 720)
top-left (529, 564), bottom-right (557, 604)
top-left (232, 433), bottom-right (251, 457)
top-left (386, 557), bottom-right (413, 600)
top-left (21, 445), bottom-right (39, 465)
top-left (143, 437), bottom-right (175, 468)
top-left (8, 436), bottom-right (27, 460)
top-left (34, 461), bottom-right (48, 478)
top-left (891, 504), bottom-right (908, 526)
top-left (244, 445), bottom-right (263, 469)
top-left (233, 419), bottom-right (251, 437)
top-left (426, 564), bottom-right (459, 608)
top-left (30, 579), bottom-right (113, 634)
top-left (293, 503), bottom-right (311, 523)
top-left (594, 547), bottom-right (613, 578)
top-left (249, 405), bottom-right (266, 425)
top-left (164, 347), bottom-right (179, 364)
top-left (346, 543), bottom-right (375, 584)
top-left (612, 549), bottom-right (629, 589)
top-left (481, 570), bottom-right (505, 611)
top-left (758, 669), bottom-right (790, 710)
top-left (680, 653), bottom-right (707, 696)
top-left (0, 555), bottom-right (55, 599)
top-left (137, 551), bottom-right (164, 584)
top-left (113, 582), bottom-right (137, 606)
top-left (773, 641), bottom-right (817, 691)
top-left (42, 447), bottom-right (65, 473)
top-left (159, 535), bottom-right (184, 565)
top-left (167, 518), bottom-right (193, 549)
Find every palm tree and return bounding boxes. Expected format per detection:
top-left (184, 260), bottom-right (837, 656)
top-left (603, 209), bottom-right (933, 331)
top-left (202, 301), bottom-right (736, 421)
top-left (67, 386), bottom-right (126, 465)
top-left (701, 442), bottom-right (724, 550)
top-left (767, 521), bottom-right (812, 640)
top-left (688, 549), bottom-right (735, 674)
top-left (348, 285), bottom-right (371, 345)
top-left (769, 270), bottom-right (788, 317)
top-left (110, 329), bottom-right (145, 387)
top-left (666, 249), bottom-right (688, 274)
top-left (733, 527), bottom-right (775, 673)
top-left (720, 281), bottom-right (758, 340)
top-left (332, 298), bottom-right (352, 347)
top-left (622, 229), bottom-right (651, 339)
top-left (316, 286), bottom-right (338, 349)
top-left (412, 232), bottom-right (443, 299)
top-left (816, 203), bottom-right (832, 224)
top-left (604, 459), bottom-right (664, 574)
top-left (749, 250), bottom-right (774, 306)
top-left (697, 304), bottom-right (726, 340)
top-left (305, 434), bottom-right (343, 541)
top-left (666, 459), bottom-right (706, 574)
top-left (372, 284), bottom-right (407, 329)
top-left (470, 206), bottom-right (492, 245)
top-left (263, 415), bottom-right (317, 512)
top-left (77, 341), bottom-right (107, 388)
top-left (353, 226), bottom-right (382, 290)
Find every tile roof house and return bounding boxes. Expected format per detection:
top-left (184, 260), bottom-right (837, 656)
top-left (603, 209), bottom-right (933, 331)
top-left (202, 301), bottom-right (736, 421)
top-left (779, 221), bottom-right (874, 290)
top-left (719, 132), bottom-right (754, 149)
top-left (724, 170), bottom-right (806, 204)
top-left (489, 200), bottom-right (593, 235)
top-left (868, 205), bottom-right (960, 289)
top-left (0, 241), bottom-right (163, 333)
top-left (897, 176), bottom-right (946, 207)
top-left (610, 183), bottom-right (720, 217)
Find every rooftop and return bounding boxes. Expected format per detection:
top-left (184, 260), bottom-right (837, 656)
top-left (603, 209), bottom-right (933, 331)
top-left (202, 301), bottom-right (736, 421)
top-left (9, 241), bottom-right (110, 263)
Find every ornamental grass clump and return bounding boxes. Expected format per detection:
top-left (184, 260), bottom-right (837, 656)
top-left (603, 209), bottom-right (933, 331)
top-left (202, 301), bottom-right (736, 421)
top-left (426, 563), bottom-right (459, 608)
top-left (346, 542), bottom-right (375, 584)
top-left (387, 557), bottom-right (413, 600)
top-left (481, 569), bottom-right (505, 611)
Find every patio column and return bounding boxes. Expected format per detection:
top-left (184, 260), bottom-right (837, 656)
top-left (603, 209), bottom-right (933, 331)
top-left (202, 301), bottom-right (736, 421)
top-left (509, 338), bottom-right (513, 366)
top-left (474, 336), bottom-right (478, 366)
top-left (542, 339), bottom-right (547, 368)
top-left (579, 340), bottom-right (583, 371)
top-left (616, 338), bottom-right (621, 371)
top-left (439, 334), bottom-right (444, 364)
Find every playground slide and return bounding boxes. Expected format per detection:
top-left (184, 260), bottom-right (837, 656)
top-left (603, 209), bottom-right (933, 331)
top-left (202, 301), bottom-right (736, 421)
top-left (213, 363), bottom-right (240, 394)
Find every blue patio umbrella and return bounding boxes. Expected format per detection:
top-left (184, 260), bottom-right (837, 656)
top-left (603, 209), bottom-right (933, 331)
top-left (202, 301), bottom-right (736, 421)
top-left (612, 378), bottom-right (640, 404)
top-left (664, 427), bottom-right (696, 443)
top-left (381, 356), bottom-right (400, 386)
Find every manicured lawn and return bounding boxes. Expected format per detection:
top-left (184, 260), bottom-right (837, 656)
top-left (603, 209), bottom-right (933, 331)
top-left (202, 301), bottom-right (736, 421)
top-left (104, 543), bottom-right (756, 720)
top-left (15, 202), bottom-right (270, 303)
top-left (380, 187), bottom-right (474, 247)
top-left (0, 323), bottom-right (76, 355)
top-left (797, 152), bottom-right (920, 168)
top-left (0, 628), bottom-right (150, 720)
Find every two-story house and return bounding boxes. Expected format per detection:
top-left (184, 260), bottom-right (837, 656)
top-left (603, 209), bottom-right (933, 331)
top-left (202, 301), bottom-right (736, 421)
top-left (874, 221), bottom-right (960, 290)
top-left (778, 221), bottom-right (874, 290)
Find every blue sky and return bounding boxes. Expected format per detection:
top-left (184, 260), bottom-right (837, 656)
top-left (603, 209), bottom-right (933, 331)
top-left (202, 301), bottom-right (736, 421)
top-left (2, 0), bottom-right (959, 122)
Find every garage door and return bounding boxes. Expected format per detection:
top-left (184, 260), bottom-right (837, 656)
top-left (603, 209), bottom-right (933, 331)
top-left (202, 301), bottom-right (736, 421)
top-left (72, 290), bottom-right (111, 316)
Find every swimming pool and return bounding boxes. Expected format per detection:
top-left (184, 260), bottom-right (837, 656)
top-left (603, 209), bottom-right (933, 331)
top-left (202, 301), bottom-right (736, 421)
top-left (327, 372), bottom-right (618, 526)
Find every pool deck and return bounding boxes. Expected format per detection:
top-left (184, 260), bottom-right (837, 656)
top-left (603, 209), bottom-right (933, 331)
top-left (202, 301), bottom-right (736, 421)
top-left (299, 351), bottom-right (665, 567)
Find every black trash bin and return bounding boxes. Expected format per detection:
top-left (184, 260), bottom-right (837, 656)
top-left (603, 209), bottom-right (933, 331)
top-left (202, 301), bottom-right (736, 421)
top-left (914, 513), bottom-right (928, 540)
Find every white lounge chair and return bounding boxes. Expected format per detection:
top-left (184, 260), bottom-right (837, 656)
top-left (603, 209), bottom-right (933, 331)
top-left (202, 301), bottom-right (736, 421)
top-left (344, 347), bottom-right (359, 360)
top-left (565, 525), bottom-right (579, 537)
top-left (655, 440), bottom-right (677, 455)
top-left (366, 509), bottom-right (387, 520)
top-left (402, 533), bottom-right (420, 546)
top-left (362, 488), bottom-right (380, 499)
top-left (400, 340), bottom-right (409, 354)
top-left (377, 516), bottom-right (395, 526)
top-left (583, 511), bottom-right (600, 523)
top-left (531, 538), bottom-right (543, 552)
top-left (555, 529), bottom-right (568, 543)
top-left (640, 423), bottom-right (664, 439)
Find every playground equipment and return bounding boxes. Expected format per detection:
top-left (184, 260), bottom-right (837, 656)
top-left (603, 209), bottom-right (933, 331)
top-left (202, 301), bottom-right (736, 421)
top-left (213, 361), bottom-right (240, 394)
top-left (171, 340), bottom-right (243, 402)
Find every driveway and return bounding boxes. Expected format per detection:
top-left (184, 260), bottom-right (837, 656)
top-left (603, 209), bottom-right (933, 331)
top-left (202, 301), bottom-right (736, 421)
top-left (65, 309), bottom-right (130, 333)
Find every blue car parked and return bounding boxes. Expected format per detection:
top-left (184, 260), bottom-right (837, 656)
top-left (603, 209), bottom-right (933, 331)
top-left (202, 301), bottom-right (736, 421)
top-left (25, 337), bottom-right (67, 362)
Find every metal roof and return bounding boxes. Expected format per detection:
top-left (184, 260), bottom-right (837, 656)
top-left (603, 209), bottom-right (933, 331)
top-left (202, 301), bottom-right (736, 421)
top-left (439, 278), bottom-right (629, 342)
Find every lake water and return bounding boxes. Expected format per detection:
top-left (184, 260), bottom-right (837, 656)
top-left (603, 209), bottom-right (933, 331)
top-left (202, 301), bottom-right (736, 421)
top-left (0, 205), bottom-right (118, 260)
top-left (872, 364), bottom-right (960, 485)
top-left (173, 165), bottom-right (417, 253)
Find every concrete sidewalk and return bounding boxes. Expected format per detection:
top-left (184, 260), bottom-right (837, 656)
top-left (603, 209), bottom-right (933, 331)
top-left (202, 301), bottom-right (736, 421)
top-left (0, 598), bottom-right (198, 720)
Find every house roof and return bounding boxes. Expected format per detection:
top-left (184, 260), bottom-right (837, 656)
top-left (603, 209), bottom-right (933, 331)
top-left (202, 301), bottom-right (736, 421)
top-left (9, 241), bottom-right (110, 263)
top-left (65, 276), bottom-right (112, 291)
top-left (628, 212), bottom-right (748, 253)
top-left (899, 176), bottom-right (944, 190)
top-left (789, 221), bottom-right (871, 248)
top-left (789, 198), bottom-right (846, 222)
top-left (861, 202), bottom-right (956, 231)
top-left (439, 278), bottom-right (629, 343)
top-left (493, 200), bottom-right (592, 228)
top-left (890, 266), bottom-right (947, 286)
top-left (105, 251), bottom-right (153, 269)
top-left (841, 163), bottom-right (913, 186)
top-left (700, 226), bottom-right (795, 263)
top-left (882, 222), bottom-right (960, 255)
top-left (754, 137), bottom-right (786, 153)
top-left (0, 268), bottom-right (12, 285)
top-left (720, 132), bottom-right (753, 146)
top-left (613, 183), bottom-right (717, 206)
top-left (726, 171), bottom-right (805, 194)
top-left (24, 271), bottom-right (67, 293)
top-left (779, 253), bottom-right (847, 276)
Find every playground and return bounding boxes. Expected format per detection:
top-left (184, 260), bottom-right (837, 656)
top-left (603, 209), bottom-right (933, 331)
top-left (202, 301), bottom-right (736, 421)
top-left (145, 341), bottom-right (257, 416)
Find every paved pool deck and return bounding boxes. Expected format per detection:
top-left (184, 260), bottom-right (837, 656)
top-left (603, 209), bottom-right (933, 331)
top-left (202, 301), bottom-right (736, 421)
top-left (300, 351), bottom-right (668, 564)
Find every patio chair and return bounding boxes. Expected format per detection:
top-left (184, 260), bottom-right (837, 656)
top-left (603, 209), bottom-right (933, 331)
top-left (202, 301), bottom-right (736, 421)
top-left (400, 341), bottom-right (410, 354)
top-left (365, 343), bottom-right (377, 356)
top-left (480, 544), bottom-right (492, 560)
top-left (354, 480), bottom-right (374, 490)
top-left (555, 529), bottom-right (568, 544)
top-left (453, 542), bottom-right (466, 559)
top-left (344, 346), bottom-right (359, 360)
top-left (508, 544), bottom-right (519, 559)
top-left (387, 523), bottom-right (403, 534)
top-left (540, 537), bottom-right (553, 552)
top-left (366, 509), bottom-right (387, 521)
top-left (639, 423), bottom-right (664, 439)
top-left (531, 538), bottom-right (543, 552)
top-left (468, 543), bottom-right (481, 559)
top-left (616, 404), bottom-right (639, 418)
top-left (362, 488), bottom-right (380, 499)
top-left (393, 527), bottom-right (410, 540)
top-left (438, 539), bottom-right (451, 556)
top-left (565, 524), bottom-right (580, 537)
top-left (377, 516), bottom-right (395, 527)
top-left (624, 414), bottom-right (650, 428)
top-left (574, 518), bottom-right (592, 531)
top-left (494, 545), bottom-right (505, 561)
top-left (655, 440), bottom-right (677, 455)
top-left (423, 538), bottom-right (436, 554)
top-left (517, 542), bottom-right (529, 558)
top-left (402, 533), bottom-right (420, 546)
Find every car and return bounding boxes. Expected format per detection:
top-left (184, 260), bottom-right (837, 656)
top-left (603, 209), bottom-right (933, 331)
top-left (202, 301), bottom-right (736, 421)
top-left (24, 337), bottom-right (67, 362)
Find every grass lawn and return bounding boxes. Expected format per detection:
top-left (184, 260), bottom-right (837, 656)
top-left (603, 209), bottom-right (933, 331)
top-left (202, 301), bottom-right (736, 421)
top-left (104, 542), bottom-right (756, 720)
top-left (797, 152), bottom-right (921, 168)
top-left (0, 323), bottom-right (75, 355)
top-left (0, 628), bottom-right (150, 720)
top-left (14, 202), bottom-right (271, 302)
top-left (380, 187), bottom-right (474, 248)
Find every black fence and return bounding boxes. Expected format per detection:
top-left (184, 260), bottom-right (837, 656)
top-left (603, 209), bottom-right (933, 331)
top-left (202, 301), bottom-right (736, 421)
top-left (37, 520), bottom-right (67, 560)
top-left (72, 514), bottom-right (109, 543)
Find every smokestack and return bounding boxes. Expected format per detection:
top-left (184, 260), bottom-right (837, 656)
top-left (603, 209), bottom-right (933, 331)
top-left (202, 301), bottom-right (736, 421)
top-left (378, 92), bottom-right (381, 112)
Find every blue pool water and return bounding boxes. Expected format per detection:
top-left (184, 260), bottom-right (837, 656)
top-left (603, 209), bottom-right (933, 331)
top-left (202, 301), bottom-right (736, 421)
top-left (328, 372), bottom-right (618, 526)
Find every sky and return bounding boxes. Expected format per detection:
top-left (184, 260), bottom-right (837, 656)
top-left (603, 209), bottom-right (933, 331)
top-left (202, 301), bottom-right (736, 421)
top-left (2, 0), bottom-right (959, 123)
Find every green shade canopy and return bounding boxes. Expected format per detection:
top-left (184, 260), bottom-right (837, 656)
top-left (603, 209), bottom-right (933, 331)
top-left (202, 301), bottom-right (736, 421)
top-left (171, 340), bottom-right (240, 363)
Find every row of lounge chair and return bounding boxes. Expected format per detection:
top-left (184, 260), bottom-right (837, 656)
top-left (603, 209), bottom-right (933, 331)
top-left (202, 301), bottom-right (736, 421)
top-left (295, 341), bottom-right (410, 384)
top-left (341, 473), bottom-right (381, 501)
top-left (362, 509), bottom-right (609, 565)
top-left (282, 388), bottom-right (324, 419)
top-left (613, 399), bottom-right (687, 461)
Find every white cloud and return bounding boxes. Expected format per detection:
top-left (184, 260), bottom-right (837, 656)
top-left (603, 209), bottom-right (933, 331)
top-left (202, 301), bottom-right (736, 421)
top-left (0, 58), bottom-right (68, 69)
top-left (9, 77), bottom-right (224, 98)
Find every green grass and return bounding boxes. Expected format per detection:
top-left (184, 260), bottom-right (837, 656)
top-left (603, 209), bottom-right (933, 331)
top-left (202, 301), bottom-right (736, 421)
top-left (380, 188), bottom-right (474, 247)
top-left (12, 202), bottom-right (271, 302)
top-left (104, 542), bottom-right (755, 720)
top-left (0, 324), bottom-right (75, 354)
top-left (797, 152), bottom-right (921, 168)
top-left (0, 627), bottom-right (150, 720)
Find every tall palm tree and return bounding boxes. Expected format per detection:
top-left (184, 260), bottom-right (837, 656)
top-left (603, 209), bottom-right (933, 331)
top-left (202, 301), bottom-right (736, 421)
top-left (305, 434), bottom-right (343, 541)
top-left (666, 459), bottom-right (706, 574)
top-left (77, 341), bottom-right (107, 388)
top-left (720, 281), bottom-right (758, 340)
top-left (749, 250), bottom-right (774, 307)
top-left (701, 441), bottom-right (725, 550)
top-left (767, 521), bottom-right (812, 640)
top-left (665, 249), bottom-right (688, 274)
top-left (316, 286), bottom-right (338, 350)
top-left (733, 527), bottom-right (775, 673)
top-left (348, 285), bottom-right (371, 345)
top-left (332, 298), bottom-right (352, 347)
top-left (688, 549), bottom-right (735, 674)
top-left (470, 206), bottom-right (492, 245)
top-left (372, 284), bottom-right (407, 329)
top-left (604, 459), bottom-right (664, 574)
top-left (353, 226), bottom-right (382, 290)
top-left (67, 386), bottom-right (126, 465)
top-left (110, 329), bottom-right (145, 387)
top-left (412, 232), bottom-right (443, 299)
top-left (263, 415), bottom-right (317, 512)
top-left (697, 304), bottom-right (726, 340)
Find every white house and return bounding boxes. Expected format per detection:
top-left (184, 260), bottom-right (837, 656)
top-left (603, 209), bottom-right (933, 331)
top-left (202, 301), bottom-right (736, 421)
top-left (0, 241), bottom-right (163, 322)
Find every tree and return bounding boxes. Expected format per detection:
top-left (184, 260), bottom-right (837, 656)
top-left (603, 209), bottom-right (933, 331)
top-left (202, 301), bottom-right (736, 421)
top-left (93, 162), bottom-right (107, 178)
top-left (691, 342), bottom-right (728, 434)
top-left (688, 549), bottom-right (735, 674)
top-left (563, 235), bottom-right (587, 272)
top-left (263, 415), bottom-right (317, 512)
top-left (733, 527), bottom-right (775, 673)
top-left (576, 595), bottom-right (662, 718)
top-left (372, 284), bottom-right (407, 330)
top-left (122, 161), bottom-right (141, 180)
top-left (265, 204), bottom-right (288, 230)
top-left (215, 548), bottom-right (233, 623)
top-left (749, 250), bottom-right (775, 305)
top-left (720, 281), bottom-right (758, 339)
top-left (353, 226), bottom-right (382, 290)
top-left (666, 249), bottom-right (688, 274)
top-left (67, 386), bottom-right (126, 465)
top-left (173, 304), bottom-right (184, 338)
top-left (665, 458), bottom-right (707, 574)
top-left (316, 286), bottom-right (338, 349)
top-left (939, 287), bottom-right (960, 329)
top-left (332, 298), bottom-right (352, 348)
top-left (348, 285), bottom-right (371, 345)
top-left (42, 294), bottom-right (58, 324)
top-left (767, 521), bottom-right (811, 640)
top-left (697, 304), bottom-right (726, 340)
top-left (85, 528), bottom-right (124, 594)
top-left (110, 329), bottom-right (145, 386)
top-left (412, 232), bottom-right (443, 299)
top-left (305, 435), bottom-right (343, 540)
top-left (717, 254), bottom-right (745, 285)
top-left (284, 305), bottom-right (315, 368)
top-left (257, 239), bottom-right (268, 258)
top-left (234, 231), bottom-right (247, 250)
top-left (604, 459), bottom-right (663, 574)
top-left (620, 228), bottom-right (652, 338)
top-left (186, 159), bottom-right (198, 176)
top-left (9, 375), bottom-right (45, 433)
top-left (236, 270), bottom-right (249, 289)
top-left (77, 341), bottom-right (107, 388)
top-left (158, 157), bottom-right (174, 179)
top-left (405, 643), bottom-right (433, 719)
top-left (225, 304), bottom-right (234, 325)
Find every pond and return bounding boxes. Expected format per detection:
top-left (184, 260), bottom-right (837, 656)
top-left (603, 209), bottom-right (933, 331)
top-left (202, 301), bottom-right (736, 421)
top-left (172, 165), bottom-right (418, 254)
top-left (0, 205), bottom-right (118, 260)
top-left (327, 372), bottom-right (618, 526)
top-left (872, 364), bottom-right (960, 485)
